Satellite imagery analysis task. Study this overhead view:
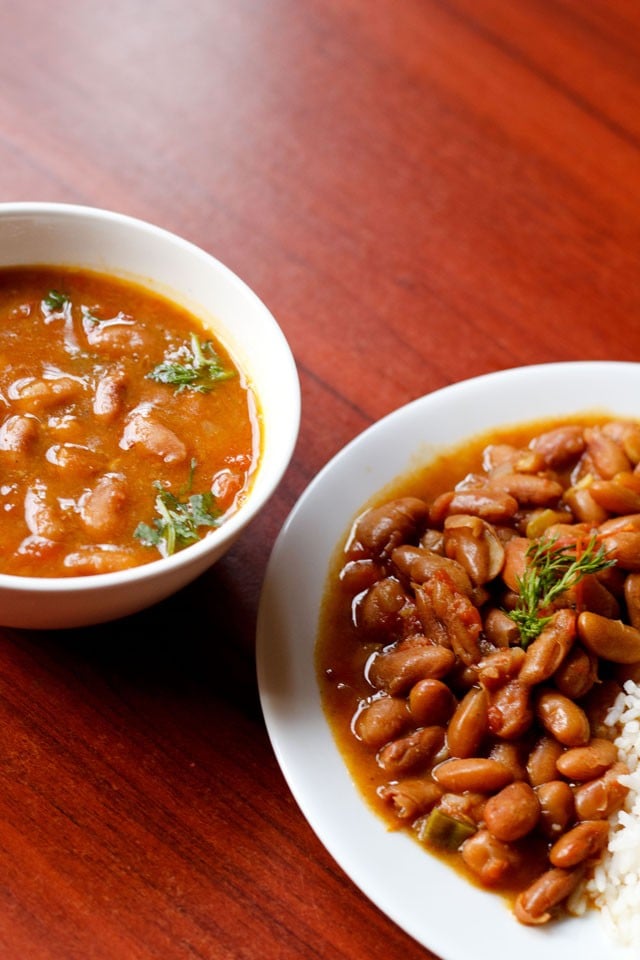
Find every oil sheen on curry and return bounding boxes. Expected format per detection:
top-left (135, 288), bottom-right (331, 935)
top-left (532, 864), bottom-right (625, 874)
top-left (0, 266), bottom-right (259, 577)
top-left (316, 416), bottom-right (640, 925)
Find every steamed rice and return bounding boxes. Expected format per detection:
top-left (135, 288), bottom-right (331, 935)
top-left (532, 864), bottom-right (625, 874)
top-left (583, 679), bottom-right (640, 951)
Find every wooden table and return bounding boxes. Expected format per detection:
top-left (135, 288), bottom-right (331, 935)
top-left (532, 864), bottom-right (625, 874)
top-left (0, 1), bottom-right (639, 957)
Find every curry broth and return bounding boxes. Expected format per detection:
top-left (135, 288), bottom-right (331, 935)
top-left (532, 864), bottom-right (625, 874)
top-left (315, 414), bottom-right (616, 904)
top-left (0, 266), bottom-right (260, 576)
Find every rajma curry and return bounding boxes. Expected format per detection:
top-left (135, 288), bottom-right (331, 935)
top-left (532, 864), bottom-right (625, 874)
top-left (0, 266), bottom-right (259, 577)
top-left (316, 416), bottom-right (640, 925)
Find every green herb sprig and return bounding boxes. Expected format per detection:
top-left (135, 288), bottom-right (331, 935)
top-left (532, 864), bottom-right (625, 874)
top-left (507, 532), bottom-right (616, 646)
top-left (42, 290), bottom-right (69, 312)
top-left (146, 334), bottom-right (234, 393)
top-left (134, 481), bottom-right (221, 557)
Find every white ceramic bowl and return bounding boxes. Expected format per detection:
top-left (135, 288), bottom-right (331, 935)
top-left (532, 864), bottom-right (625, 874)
top-left (0, 202), bottom-right (300, 629)
top-left (257, 361), bottom-right (640, 960)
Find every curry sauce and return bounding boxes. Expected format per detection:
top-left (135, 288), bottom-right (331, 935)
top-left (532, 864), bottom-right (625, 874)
top-left (0, 266), bottom-right (259, 577)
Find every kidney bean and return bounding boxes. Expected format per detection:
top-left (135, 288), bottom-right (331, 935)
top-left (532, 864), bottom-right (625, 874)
top-left (377, 726), bottom-right (445, 776)
top-left (353, 696), bottom-right (411, 748)
top-left (600, 530), bottom-right (640, 571)
top-left (514, 867), bottom-right (584, 925)
top-left (552, 644), bottom-right (598, 700)
top-left (63, 546), bottom-right (139, 574)
top-left (0, 413), bottom-right (38, 455)
top-left (483, 607), bottom-right (521, 647)
top-left (573, 762), bottom-right (629, 820)
top-left (414, 573), bottom-right (483, 666)
top-left (530, 425), bottom-right (585, 467)
top-left (599, 512), bottom-right (640, 534)
top-left (443, 514), bottom-right (505, 585)
top-left (353, 497), bottom-right (429, 559)
top-left (584, 425), bottom-right (632, 478)
top-left (391, 545), bottom-right (473, 597)
top-left (477, 647), bottom-right (525, 691)
top-left (378, 779), bottom-right (443, 819)
top-left (339, 559), bottom-right (386, 596)
top-left (432, 757), bottom-right (513, 793)
top-left (501, 536), bottom-right (530, 592)
top-left (92, 369), bottom-right (127, 422)
top-left (563, 485), bottom-right (609, 525)
top-left (441, 487), bottom-right (519, 524)
top-left (526, 736), bottom-right (565, 787)
top-left (624, 572), bottom-right (640, 630)
top-left (439, 790), bottom-right (487, 825)
top-left (461, 829), bottom-right (522, 886)
top-left (577, 610), bottom-right (640, 663)
top-left (483, 443), bottom-right (546, 473)
top-left (489, 742), bottom-right (528, 781)
top-left (487, 680), bottom-right (534, 740)
top-left (536, 780), bottom-right (575, 839)
top-left (408, 678), bottom-right (456, 727)
top-left (367, 638), bottom-right (456, 695)
top-left (487, 472), bottom-right (564, 507)
top-left (446, 686), bottom-right (488, 758)
top-left (80, 472), bottom-right (128, 537)
top-left (549, 820), bottom-right (610, 868)
top-left (121, 412), bottom-right (187, 464)
top-left (589, 476), bottom-right (640, 515)
top-left (577, 574), bottom-right (620, 620)
top-left (358, 578), bottom-right (414, 639)
top-left (483, 781), bottom-right (540, 842)
top-left (555, 738), bottom-right (618, 781)
top-left (24, 483), bottom-right (65, 540)
top-left (9, 374), bottom-right (83, 411)
top-left (535, 689), bottom-right (590, 747)
top-left (519, 608), bottom-right (576, 686)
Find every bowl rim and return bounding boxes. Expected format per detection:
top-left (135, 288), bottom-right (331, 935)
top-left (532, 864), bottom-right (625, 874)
top-left (0, 200), bottom-right (301, 593)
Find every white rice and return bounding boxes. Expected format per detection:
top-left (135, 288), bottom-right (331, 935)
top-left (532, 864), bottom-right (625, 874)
top-left (582, 679), bottom-right (640, 952)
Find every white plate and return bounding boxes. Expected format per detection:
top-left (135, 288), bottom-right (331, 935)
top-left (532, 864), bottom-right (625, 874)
top-left (256, 361), bottom-right (640, 960)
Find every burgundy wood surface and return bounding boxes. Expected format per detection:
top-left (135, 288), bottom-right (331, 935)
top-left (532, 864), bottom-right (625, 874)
top-left (1, 1), bottom-right (640, 957)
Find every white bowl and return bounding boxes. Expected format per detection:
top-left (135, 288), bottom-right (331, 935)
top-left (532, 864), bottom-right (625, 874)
top-left (0, 202), bottom-right (300, 629)
top-left (257, 361), bottom-right (640, 960)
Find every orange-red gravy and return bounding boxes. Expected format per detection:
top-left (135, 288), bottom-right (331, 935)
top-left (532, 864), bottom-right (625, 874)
top-left (0, 266), bottom-right (259, 576)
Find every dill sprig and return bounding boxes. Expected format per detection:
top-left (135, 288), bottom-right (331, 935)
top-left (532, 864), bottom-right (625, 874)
top-left (507, 532), bottom-right (616, 647)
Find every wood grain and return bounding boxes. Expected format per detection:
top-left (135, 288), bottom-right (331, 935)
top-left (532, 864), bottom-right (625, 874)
top-left (0, 0), bottom-right (640, 956)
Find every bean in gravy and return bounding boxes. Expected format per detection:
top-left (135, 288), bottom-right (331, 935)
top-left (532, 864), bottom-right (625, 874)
top-left (316, 416), bottom-right (640, 925)
top-left (0, 266), bottom-right (259, 576)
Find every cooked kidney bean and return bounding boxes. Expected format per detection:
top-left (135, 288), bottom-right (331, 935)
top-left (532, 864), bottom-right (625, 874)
top-left (443, 514), bottom-right (505, 585)
top-left (367, 637), bottom-right (456, 695)
top-left (461, 829), bottom-right (522, 886)
top-left (377, 725), bottom-right (446, 775)
top-left (549, 820), bottom-right (610, 868)
top-left (514, 867), bottom-right (584, 925)
top-left (353, 497), bottom-right (429, 559)
top-left (408, 678), bottom-right (456, 727)
top-left (526, 736), bottom-right (565, 787)
top-left (535, 689), bottom-right (590, 747)
top-left (577, 610), bottom-right (640, 663)
top-left (535, 780), bottom-right (575, 839)
top-left (317, 415), bottom-right (640, 930)
top-left (555, 738), bottom-right (618, 781)
top-left (573, 762), bottom-right (629, 820)
top-left (519, 609), bottom-right (576, 686)
top-left (432, 757), bottom-right (513, 793)
top-left (353, 696), bottom-right (411, 748)
top-left (379, 779), bottom-right (443, 819)
top-left (446, 686), bottom-right (488, 758)
top-left (483, 781), bottom-right (540, 842)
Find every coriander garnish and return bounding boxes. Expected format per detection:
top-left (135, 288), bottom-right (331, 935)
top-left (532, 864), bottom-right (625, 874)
top-left (42, 290), bottom-right (69, 311)
top-left (147, 333), bottom-right (234, 393)
top-left (134, 481), bottom-right (221, 557)
top-left (507, 532), bottom-right (616, 647)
